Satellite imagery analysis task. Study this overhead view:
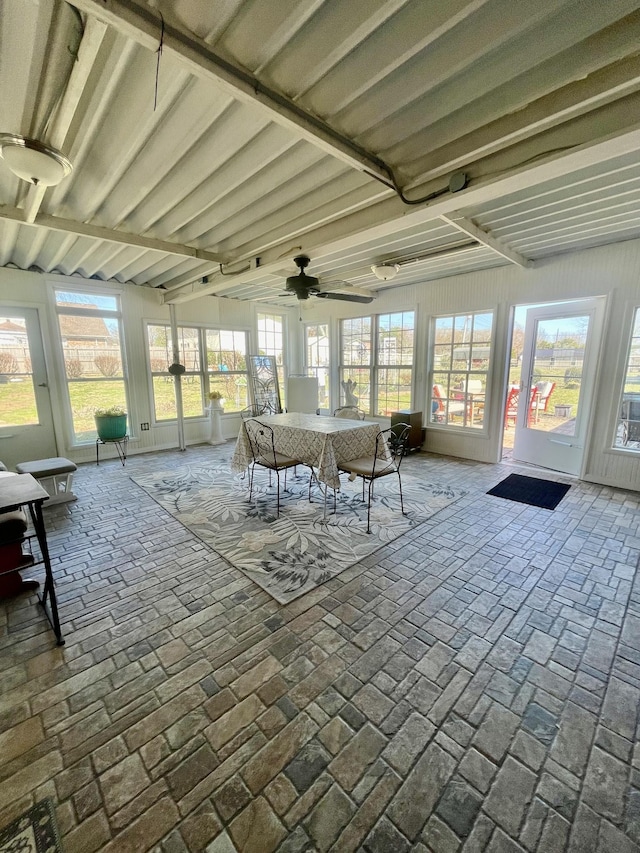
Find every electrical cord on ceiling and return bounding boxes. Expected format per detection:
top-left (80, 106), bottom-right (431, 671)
top-left (367, 167), bottom-right (454, 206)
top-left (219, 262), bottom-right (251, 276)
top-left (154, 12), bottom-right (165, 111)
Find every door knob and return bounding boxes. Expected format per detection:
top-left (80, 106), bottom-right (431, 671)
top-left (38, 382), bottom-right (48, 387)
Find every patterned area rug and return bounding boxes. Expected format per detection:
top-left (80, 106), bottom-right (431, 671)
top-left (132, 462), bottom-right (465, 604)
top-left (0, 799), bottom-right (62, 853)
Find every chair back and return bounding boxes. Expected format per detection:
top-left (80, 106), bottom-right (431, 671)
top-left (368, 423), bottom-right (410, 478)
top-left (240, 403), bottom-right (268, 420)
top-left (462, 379), bottom-right (483, 395)
top-left (431, 385), bottom-right (445, 420)
top-left (535, 381), bottom-right (556, 412)
top-left (385, 423), bottom-right (411, 466)
top-left (244, 419), bottom-right (277, 467)
top-left (333, 405), bottom-right (365, 420)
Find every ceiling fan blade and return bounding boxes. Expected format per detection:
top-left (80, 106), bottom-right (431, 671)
top-left (317, 279), bottom-right (374, 298)
top-left (316, 292), bottom-right (374, 303)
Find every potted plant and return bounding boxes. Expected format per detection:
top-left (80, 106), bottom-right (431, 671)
top-left (208, 390), bottom-right (224, 410)
top-left (94, 405), bottom-right (127, 441)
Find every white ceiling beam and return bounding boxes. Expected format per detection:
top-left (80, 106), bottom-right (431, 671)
top-left (66, 0), bottom-right (394, 188)
top-left (23, 17), bottom-right (108, 223)
top-left (439, 213), bottom-right (531, 267)
top-left (164, 124), bottom-right (640, 302)
top-left (0, 206), bottom-right (225, 263)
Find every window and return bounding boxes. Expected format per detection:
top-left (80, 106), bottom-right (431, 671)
top-left (55, 289), bottom-right (128, 443)
top-left (257, 313), bottom-right (285, 403)
top-left (304, 323), bottom-right (330, 410)
top-left (614, 307), bottom-right (640, 450)
top-left (147, 324), bottom-right (248, 421)
top-left (340, 311), bottom-right (414, 415)
top-left (431, 311), bottom-right (493, 429)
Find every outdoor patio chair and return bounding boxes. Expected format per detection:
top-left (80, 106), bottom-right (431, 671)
top-left (432, 384), bottom-right (466, 422)
top-left (337, 423), bottom-right (411, 534)
top-left (531, 381), bottom-right (556, 421)
top-left (505, 386), bottom-right (538, 427)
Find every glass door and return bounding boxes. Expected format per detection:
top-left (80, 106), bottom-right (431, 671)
top-left (0, 307), bottom-right (57, 468)
top-left (512, 298), bottom-right (605, 475)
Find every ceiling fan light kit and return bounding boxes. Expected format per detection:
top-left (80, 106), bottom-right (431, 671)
top-left (0, 134), bottom-right (73, 186)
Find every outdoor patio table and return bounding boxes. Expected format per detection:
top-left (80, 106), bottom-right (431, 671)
top-left (231, 412), bottom-right (382, 490)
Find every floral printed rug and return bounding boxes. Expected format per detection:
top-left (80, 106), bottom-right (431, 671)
top-left (132, 462), bottom-right (465, 604)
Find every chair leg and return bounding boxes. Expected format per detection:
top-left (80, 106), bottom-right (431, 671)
top-left (248, 464), bottom-right (254, 502)
top-left (366, 478), bottom-right (374, 534)
top-left (398, 471), bottom-right (406, 515)
top-left (276, 470), bottom-right (280, 518)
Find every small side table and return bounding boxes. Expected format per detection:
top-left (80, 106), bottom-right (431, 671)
top-left (96, 435), bottom-right (128, 466)
top-left (390, 411), bottom-right (423, 452)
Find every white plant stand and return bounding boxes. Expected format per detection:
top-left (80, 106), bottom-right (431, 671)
top-left (207, 401), bottom-right (226, 445)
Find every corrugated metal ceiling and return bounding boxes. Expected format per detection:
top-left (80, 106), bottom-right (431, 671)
top-left (1, 0), bottom-right (640, 305)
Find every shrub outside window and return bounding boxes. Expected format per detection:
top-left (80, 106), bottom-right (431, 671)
top-left (431, 311), bottom-right (493, 429)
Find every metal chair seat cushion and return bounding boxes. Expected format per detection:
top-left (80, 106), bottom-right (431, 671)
top-left (254, 451), bottom-right (300, 470)
top-left (339, 455), bottom-right (398, 478)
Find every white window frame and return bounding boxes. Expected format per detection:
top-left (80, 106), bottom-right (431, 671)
top-left (612, 305), bottom-right (640, 452)
top-left (304, 322), bottom-right (330, 411)
top-left (429, 309), bottom-right (494, 432)
top-left (339, 311), bottom-right (415, 416)
top-left (52, 284), bottom-right (129, 446)
top-left (257, 311), bottom-right (287, 405)
top-left (146, 322), bottom-right (250, 423)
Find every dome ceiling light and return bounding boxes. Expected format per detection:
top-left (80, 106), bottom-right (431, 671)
top-left (0, 134), bottom-right (73, 187)
top-left (372, 241), bottom-right (480, 282)
top-left (371, 263), bottom-right (400, 281)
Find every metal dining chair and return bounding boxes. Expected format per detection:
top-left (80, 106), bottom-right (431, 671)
top-left (243, 419), bottom-right (301, 517)
top-left (338, 423), bottom-right (411, 533)
top-left (333, 405), bottom-right (366, 420)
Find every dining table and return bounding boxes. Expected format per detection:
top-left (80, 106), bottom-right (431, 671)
top-left (231, 412), bottom-right (382, 490)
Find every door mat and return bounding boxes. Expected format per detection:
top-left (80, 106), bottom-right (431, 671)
top-left (0, 799), bottom-right (63, 853)
top-left (487, 473), bottom-right (570, 510)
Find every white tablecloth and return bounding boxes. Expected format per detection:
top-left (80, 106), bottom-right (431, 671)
top-left (231, 412), bottom-right (381, 489)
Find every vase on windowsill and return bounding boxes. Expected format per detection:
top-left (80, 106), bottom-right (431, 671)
top-left (207, 394), bottom-right (225, 445)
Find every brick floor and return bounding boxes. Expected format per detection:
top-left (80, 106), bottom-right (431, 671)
top-left (1, 444), bottom-right (639, 852)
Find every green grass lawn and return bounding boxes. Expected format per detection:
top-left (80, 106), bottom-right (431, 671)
top-left (0, 379), bottom-right (39, 426)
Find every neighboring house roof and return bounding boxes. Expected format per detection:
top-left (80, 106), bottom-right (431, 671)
top-left (58, 313), bottom-right (111, 341)
top-left (0, 320), bottom-right (27, 334)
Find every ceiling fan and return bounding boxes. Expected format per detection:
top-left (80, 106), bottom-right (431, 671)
top-left (283, 256), bottom-right (374, 303)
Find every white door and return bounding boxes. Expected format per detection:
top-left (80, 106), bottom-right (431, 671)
top-left (512, 298), bottom-right (605, 475)
top-left (0, 307), bottom-right (57, 469)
